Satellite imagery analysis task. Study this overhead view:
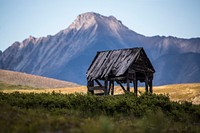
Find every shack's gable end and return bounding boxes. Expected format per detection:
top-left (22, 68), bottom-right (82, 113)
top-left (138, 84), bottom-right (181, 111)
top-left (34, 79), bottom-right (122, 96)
top-left (130, 49), bottom-right (155, 73)
top-left (87, 47), bottom-right (154, 81)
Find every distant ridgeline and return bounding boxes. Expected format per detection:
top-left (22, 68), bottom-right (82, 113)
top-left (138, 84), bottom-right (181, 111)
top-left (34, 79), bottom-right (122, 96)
top-left (0, 12), bottom-right (200, 85)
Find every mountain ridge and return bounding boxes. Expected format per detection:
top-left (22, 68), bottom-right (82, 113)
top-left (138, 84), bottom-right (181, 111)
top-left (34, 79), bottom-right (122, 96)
top-left (0, 12), bottom-right (200, 85)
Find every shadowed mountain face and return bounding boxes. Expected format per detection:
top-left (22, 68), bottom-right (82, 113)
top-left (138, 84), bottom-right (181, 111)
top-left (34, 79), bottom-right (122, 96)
top-left (0, 50), bottom-right (2, 57)
top-left (153, 53), bottom-right (200, 85)
top-left (0, 12), bottom-right (200, 85)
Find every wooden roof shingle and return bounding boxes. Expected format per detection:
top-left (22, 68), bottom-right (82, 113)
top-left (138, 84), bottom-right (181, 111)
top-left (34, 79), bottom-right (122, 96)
top-left (87, 47), bottom-right (154, 81)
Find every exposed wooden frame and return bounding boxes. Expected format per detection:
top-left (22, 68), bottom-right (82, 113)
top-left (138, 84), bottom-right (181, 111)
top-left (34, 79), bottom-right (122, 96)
top-left (86, 48), bottom-right (155, 96)
top-left (95, 79), bottom-right (103, 87)
top-left (110, 81), bottom-right (114, 95)
top-left (133, 78), bottom-right (138, 96)
top-left (116, 80), bottom-right (127, 93)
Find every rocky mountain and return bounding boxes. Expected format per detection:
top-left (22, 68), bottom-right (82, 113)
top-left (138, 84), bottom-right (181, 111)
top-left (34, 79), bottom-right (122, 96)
top-left (0, 12), bottom-right (200, 85)
top-left (153, 53), bottom-right (200, 85)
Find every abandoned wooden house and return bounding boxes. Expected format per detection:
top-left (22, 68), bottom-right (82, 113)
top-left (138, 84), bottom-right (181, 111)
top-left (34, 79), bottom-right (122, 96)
top-left (86, 47), bottom-right (155, 95)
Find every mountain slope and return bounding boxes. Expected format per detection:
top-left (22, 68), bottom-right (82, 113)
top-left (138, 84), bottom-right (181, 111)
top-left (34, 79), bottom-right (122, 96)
top-left (0, 12), bottom-right (200, 85)
top-left (0, 69), bottom-right (79, 88)
top-left (153, 53), bottom-right (200, 85)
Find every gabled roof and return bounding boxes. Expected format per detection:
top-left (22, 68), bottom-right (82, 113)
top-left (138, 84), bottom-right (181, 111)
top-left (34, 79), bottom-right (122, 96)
top-left (87, 47), bottom-right (155, 81)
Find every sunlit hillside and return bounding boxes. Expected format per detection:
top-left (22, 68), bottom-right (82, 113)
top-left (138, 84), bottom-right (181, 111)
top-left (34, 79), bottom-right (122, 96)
top-left (153, 84), bottom-right (200, 104)
top-left (1, 81), bottom-right (199, 104)
top-left (0, 69), bottom-right (79, 88)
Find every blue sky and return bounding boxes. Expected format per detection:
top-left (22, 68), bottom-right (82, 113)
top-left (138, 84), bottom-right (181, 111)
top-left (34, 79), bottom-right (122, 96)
top-left (0, 0), bottom-right (200, 51)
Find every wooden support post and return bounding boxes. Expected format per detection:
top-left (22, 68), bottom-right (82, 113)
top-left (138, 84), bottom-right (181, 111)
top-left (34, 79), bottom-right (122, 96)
top-left (149, 79), bottom-right (153, 93)
top-left (127, 79), bottom-right (130, 92)
top-left (108, 81), bottom-right (112, 95)
top-left (111, 81), bottom-right (114, 95)
top-left (145, 74), bottom-right (148, 93)
top-left (87, 80), bottom-right (94, 95)
top-left (87, 80), bottom-right (94, 87)
top-left (104, 80), bottom-right (108, 95)
top-left (133, 79), bottom-right (138, 96)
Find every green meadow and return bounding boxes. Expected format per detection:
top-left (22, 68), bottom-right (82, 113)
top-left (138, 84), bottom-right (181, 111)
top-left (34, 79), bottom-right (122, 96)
top-left (0, 91), bottom-right (200, 133)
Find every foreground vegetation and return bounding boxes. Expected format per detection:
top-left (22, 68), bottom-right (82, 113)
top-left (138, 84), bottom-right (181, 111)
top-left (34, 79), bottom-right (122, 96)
top-left (0, 92), bottom-right (200, 133)
top-left (1, 81), bottom-right (200, 104)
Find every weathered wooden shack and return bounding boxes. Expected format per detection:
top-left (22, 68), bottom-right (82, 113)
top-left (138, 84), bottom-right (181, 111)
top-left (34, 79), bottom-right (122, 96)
top-left (86, 47), bottom-right (155, 95)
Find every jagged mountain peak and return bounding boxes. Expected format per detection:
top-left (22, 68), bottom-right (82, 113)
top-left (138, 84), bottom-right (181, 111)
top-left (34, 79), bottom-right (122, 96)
top-left (68, 12), bottom-right (97, 31)
top-left (67, 12), bottom-right (126, 32)
top-left (17, 35), bottom-right (44, 50)
top-left (28, 35), bottom-right (36, 41)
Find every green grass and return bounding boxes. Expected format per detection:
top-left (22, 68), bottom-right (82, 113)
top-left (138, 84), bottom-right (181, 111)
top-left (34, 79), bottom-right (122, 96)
top-left (0, 92), bottom-right (200, 133)
top-left (0, 81), bottom-right (43, 90)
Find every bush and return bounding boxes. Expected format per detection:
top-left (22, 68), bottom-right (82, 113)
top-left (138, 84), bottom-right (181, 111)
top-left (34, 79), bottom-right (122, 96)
top-left (0, 92), bottom-right (200, 133)
top-left (0, 92), bottom-right (200, 120)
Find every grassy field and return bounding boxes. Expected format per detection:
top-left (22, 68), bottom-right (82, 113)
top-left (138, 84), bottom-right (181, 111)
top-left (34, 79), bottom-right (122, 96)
top-left (0, 92), bottom-right (200, 133)
top-left (153, 83), bottom-right (200, 104)
top-left (0, 82), bottom-right (200, 132)
top-left (0, 69), bottom-right (79, 88)
top-left (1, 82), bottom-right (200, 104)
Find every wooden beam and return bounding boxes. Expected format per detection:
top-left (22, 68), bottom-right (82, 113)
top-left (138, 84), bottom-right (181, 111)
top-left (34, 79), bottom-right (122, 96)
top-left (149, 79), bottom-right (153, 93)
top-left (104, 80), bottom-right (108, 95)
top-left (88, 86), bottom-right (105, 91)
top-left (145, 74), bottom-right (148, 92)
top-left (87, 80), bottom-right (94, 95)
top-left (108, 81), bottom-right (112, 95)
top-left (116, 80), bottom-right (127, 93)
top-left (87, 80), bottom-right (94, 87)
top-left (111, 81), bottom-right (114, 95)
top-left (109, 76), bottom-right (126, 81)
top-left (127, 78), bottom-right (130, 92)
top-left (90, 90), bottom-right (94, 95)
top-left (133, 79), bottom-right (138, 96)
top-left (95, 79), bottom-right (103, 87)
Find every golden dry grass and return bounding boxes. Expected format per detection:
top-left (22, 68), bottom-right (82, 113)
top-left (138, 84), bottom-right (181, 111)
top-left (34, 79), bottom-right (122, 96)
top-left (153, 83), bottom-right (200, 104)
top-left (1, 83), bottom-right (200, 104)
top-left (0, 69), bottom-right (79, 88)
top-left (1, 86), bottom-right (87, 94)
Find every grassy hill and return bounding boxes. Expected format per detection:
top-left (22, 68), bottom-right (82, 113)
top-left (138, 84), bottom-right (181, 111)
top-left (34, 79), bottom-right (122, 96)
top-left (0, 69), bottom-right (79, 88)
top-left (0, 70), bottom-right (199, 104)
top-left (153, 84), bottom-right (200, 105)
top-left (0, 80), bottom-right (199, 104)
top-left (0, 81), bottom-right (200, 132)
top-left (0, 92), bottom-right (200, 133)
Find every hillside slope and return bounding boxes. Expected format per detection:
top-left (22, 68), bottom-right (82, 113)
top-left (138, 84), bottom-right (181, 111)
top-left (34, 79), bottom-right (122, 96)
top-left (153, 83), bottom-right (200, 105)
top-left (153, 53), bottom-right (200, 85)
top-left (1, 81), bottom-right (199, 104)
top-left (0, 69), bottom-right (79, 88)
